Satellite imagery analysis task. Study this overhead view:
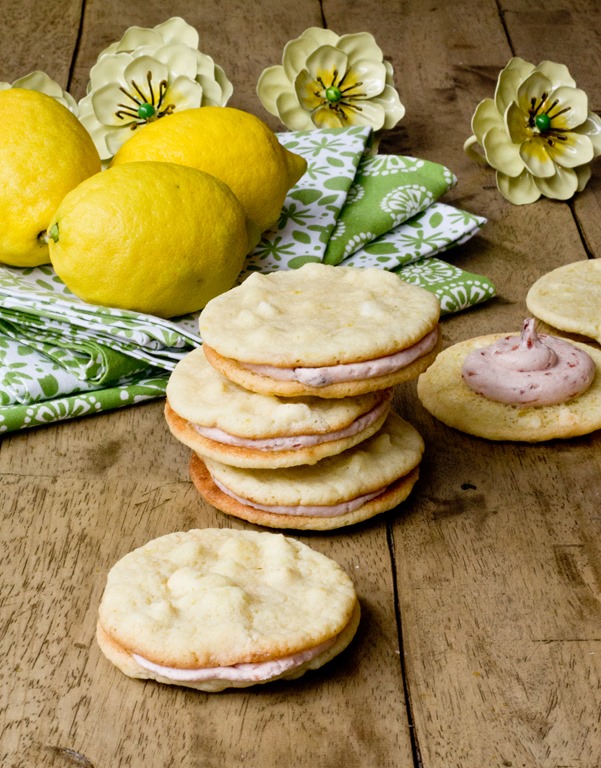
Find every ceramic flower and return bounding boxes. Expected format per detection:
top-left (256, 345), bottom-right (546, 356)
top-left (0, 71), bottom-right (77, 113)
top-left (257, 27), bottom-right (405, 134)
top-left (465, 57), bottom-right (601, 204)
top-left (78, 17), bottom-right (233, 162)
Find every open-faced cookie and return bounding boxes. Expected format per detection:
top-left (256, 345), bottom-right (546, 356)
top-left (97, 528), bottom-right (359, 692)
top-left (189, 412), bottom-right (425, 530)
top-left (526, 259), bottom-right (601, 343)
top-left (165, 346), bottom-right (393, 468)
top-left (417, 319), bottom-right (601, 441)
top-left (199, 263), bottom-right (441, 398)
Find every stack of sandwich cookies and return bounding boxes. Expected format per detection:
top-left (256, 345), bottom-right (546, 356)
top-left (97, 528), bottom-right (360, 691)
top-left (166, 263), bottom-right (439, 528)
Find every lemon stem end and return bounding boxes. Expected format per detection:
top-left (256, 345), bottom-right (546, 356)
top-left (48, 223), bottom-right (59, 243)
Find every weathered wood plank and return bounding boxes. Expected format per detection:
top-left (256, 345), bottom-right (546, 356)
top-left (324, 0), bottom-right (595, 340)
top-left (394, 383), bottom-right (601, 767)
top-left (1, 403), bottom-right (412, 768)
top-left (0, 1), bottom-right (414, 766)
top-left (68, 0), bottom-right (326, 121)
top-left (322, 0), bottom-right (601, 766)
top-left (0, 0), bottom-right (82, 87)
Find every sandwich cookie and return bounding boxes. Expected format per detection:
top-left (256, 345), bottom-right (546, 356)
top-left (189, 412), bottom-right (425, 530)
top-left (165, 347), bottom-right (393, 468)
top-left (97, 528), bottom-right (360, 692)
top-left (417, 318), bottom-right (601, 441)
top-left (199, 263), bottom-right (441, 398)
top-left (526, 259), bottom-right (601, 343)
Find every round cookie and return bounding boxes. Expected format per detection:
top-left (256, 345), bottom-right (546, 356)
top-left (97, 528), bottom-right (360, 692)
top-left (417, 332), bottom-right (601, 441)
top-left (526, 260), bottom-right (601, 343)
top-left (189, 412), bottom-right (425, 530)
top-left (165, 346), bottom-right (393, 468)
top-left (199, 263), bottom-right (441, 398)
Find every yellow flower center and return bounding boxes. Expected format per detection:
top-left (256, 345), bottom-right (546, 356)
top-left (527, 91), bottom-right (571, 147)
top-left (313, 68), bottom-right (367, 120)
top-left (115, 70), bottom-right (176, 129)
top-left (315, 69), bottom-right (367, 113)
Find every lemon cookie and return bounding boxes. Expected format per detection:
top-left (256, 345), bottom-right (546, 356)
top-left (526, 259), bottom-right (601, 343)
top-left (189, 412), bottom-right (425, 530)
top-left (417, 319), bottom-right (601, 441)
top-left (199, 263), bottom-right (441, 398)
top-left (165, 347), bottom-right (393, 468)
top-left (97, 528), bottom-right (359, 692)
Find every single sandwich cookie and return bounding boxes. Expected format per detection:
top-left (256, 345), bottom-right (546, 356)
top-left (165, 347), bottom-right (393, 468)
top-left (97, 528), bottom-right (360, 692)
top-left (199, 263), bottom-right (441, 398)
top-left (417, 320), bottom-right (601, 441)
top-left (189, 412), bottom-right (425, 530)
top-left (526, 259), bottom-right (601, 343)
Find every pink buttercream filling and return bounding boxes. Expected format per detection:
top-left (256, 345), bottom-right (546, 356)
top-left (211, 475), bottom-right (385, 517)
top-left (241, 327), bottom-right (439, 387)
top-left (462, 318), bottom-right (595, 406)
top-left (132, 635), bottom-right (337, 683)
top-left (192, 390), bottom-right (392, 450)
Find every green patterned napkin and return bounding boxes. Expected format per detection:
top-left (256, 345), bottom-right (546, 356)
top-left (0, 263), bottom-right (199, 369)
top-left (0, 126), bottom-right (495, 434)
top-left (0, 332), bottom-right (158, 406)
top-left (342, 202), bottom-right (485, 269)
top-left (396, 258), bottom-right (496, 314)
top-left (324, 154), bottom-right (457, 265)
top-left (0, 366), bottom-right (168, 432)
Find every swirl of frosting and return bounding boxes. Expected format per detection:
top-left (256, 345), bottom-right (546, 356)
top-left (461, 318), bottom-right (596, 406)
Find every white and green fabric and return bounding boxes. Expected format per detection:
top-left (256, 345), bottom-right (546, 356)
top-left (324, 153), bottom-right (457, 265)
top-left (0, 126), bottom-right (495, 434)
top-left (244, 127), bottom-right (370, 274)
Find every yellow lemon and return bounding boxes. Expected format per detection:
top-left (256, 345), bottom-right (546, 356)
top-left (111, 106), bottom-right (307, 245)
top-left (0, 88), bottom-right (101, 267)
top-left (47, 162), bottom-right (250, 318)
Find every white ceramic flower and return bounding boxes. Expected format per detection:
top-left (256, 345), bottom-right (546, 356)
top-left (257, 27), bottom-right (404, 133)
top-left (78, 17), bottom-right (233, 162)
top-left (0, 71), bottom-right (77, 113)
top-left (465, 57), bottom-right (601, 204)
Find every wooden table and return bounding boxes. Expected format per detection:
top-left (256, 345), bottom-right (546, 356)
top-left (2, 1), bottom-right (600, 766)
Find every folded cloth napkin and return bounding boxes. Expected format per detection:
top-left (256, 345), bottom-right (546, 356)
top-left (341, 202), bottom-right (484, 269)
top-left (0, 365), bottom-right (167, 432)
top-left (243, 127), bottom-right (493, 310)
top-left (324, 153), bottom-right (457, 265)
top-left (0, 126), bottom-right (494, 434)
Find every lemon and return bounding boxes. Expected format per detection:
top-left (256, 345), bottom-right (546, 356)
top-left (111, 106), bottom-right (307, 245)
top-left (0, 88), bottom-right (101, 267)
top-left (47, 162), bottom-right (250, 318)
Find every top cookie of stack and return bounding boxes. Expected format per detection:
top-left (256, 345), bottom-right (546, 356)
top-left (166, 263), bottom-right (441, 530)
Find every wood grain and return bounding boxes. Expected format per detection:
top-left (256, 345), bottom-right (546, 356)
top-left (1, 1), bottom-right (411, 767)
top-left (371, 0), bottom-right (601, 765)
top-left (0, 0), bottom-right (82, 88)
top-left (2, 1), bottom-right (601, 767)
top-left (394, 383), bottom-right (601, 767)
top-left (1, 402), bottom-right (412, 768)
